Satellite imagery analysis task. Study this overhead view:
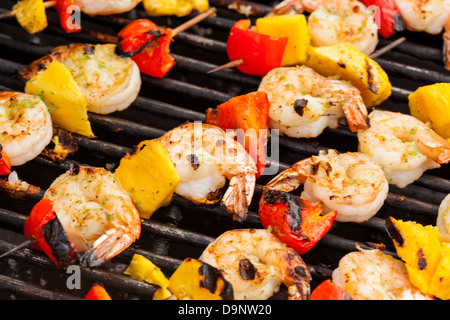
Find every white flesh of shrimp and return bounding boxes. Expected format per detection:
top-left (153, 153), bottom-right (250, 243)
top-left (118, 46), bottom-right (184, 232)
top-left (332, 248), bottom-right (434, 300)
top-left (357, 110), bottom-right (450, 188)
top-left (394, 0), bottom-right (450, 34)
top-left (157, 122), bottom-right (257, 221)
top-left (267, 0), bottom-right (378, 55)
top-left (258, 66), bottom-right (369, 139)
top-left (199, 229), bottom-right (312, 300)
top-left (43, 166), bottom-right (141, 267)
top-left (437, 193), bottom-right (450, 242)
top-left (0, 92), bottom-right (53, 166)
top-left (265, 149), bottom-right (388, 223)
top-left (74, 0), bottom-right (142, 16)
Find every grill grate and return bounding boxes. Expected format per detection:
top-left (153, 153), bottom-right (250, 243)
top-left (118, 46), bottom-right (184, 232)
top-left (0, 0), bottom-right (449, 300)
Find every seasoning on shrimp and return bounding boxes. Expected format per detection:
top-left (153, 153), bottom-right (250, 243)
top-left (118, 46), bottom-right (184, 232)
top-left (0, 91), bottom-right (53, 166)
top-left (28, 166), bottom-right (141, 268)
top-left (157, 122), bottom-right (258, 222)
top-left (357, 109), bottom-right (450, 188)
top-left (264, 149), bottom-right (389, 223)
top-left (267, 0), bottom-right (379, 55)
top-left (258, 66), bottom-right (369, 139)
top-left (199, 228), bottom-right (312, 300)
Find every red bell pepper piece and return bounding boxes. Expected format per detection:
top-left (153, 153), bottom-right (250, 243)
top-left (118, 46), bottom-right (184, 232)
top-left (85, 285), bottom-right (112, 300)
top-left (117, 19), bottom-right (175, 79)
top-left (226, 20), bottom-right (288, 77)
top-left (206, 91), bottom-right (270, 178)
top-left (54, 0), bottom-right (82, 34)
top-left (360, 0), bottom-right (405, 38)
top-left (309, 280), bottom-right (351, 300)
top-left (24, 198), bottom-right (76, 269)
top-left (0, 144), bottom-right (11, 176)
top-left (259, 189), bottom-right (337, 255)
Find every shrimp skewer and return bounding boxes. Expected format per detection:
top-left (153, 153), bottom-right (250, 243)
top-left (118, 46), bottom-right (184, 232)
top-left (268, 0), bottom-right (379, 55)
top-left (19, 43), bottom-right (141, 115)
top-left (357, 109), bottom-right (450, 188)
top-left (43, 166), bottom-right (141, 267)
top-left (332, 248), bottom-right (434, 300)
top-left (199, 229), bottom-right (312, 300)
top-left (0, 91), bottom-right (53, 166)
top-left (265, 149), bottom-right (389, 223)
top-left (157, 122), bottom-right (257, 222)
top-left (258, 66), bottom-right (369, 139)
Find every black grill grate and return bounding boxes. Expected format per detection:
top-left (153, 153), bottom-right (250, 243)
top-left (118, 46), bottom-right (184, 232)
top-left (0, 0), bottom-right (449, 299)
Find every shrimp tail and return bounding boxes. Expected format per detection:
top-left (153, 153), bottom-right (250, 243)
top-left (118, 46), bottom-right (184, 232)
top-left (341, 98), bottom-right (370, 132)
top-left (266, 0), bottom-right (305, 16)
top-left (221, 174), bottom-right (255, 222)
top-left (264, 158), bottom-right (312, 192)
top-left (80, 228), bottom-right (135, 267)
top-left (415, 131), bottom-right (450, 164)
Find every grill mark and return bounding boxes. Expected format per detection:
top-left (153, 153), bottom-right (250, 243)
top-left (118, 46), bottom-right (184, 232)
top-left (293, 99), bottom-right (308, 116)
top-left (366, 60), bottom-right (379, 94)
top-left (417, 249), bottom-right (427, 270)
top-left (239, 258), bottom-right (256, 280)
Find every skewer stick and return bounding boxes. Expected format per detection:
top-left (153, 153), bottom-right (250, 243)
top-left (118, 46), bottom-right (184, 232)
top-left (0, 237), bottom-right (36, 260)
top-left (369, 36), bottom-right (406, 59)
top-left (90, 7), bottom-right (217, 44)
top-left (207, 59), bottom-right (243, 74)
top-left (172, 7), bottom-right (217, 37)
top-left (0, 0), bottom-right (56, 20)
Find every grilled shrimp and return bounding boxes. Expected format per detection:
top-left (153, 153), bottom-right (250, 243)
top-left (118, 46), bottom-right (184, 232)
top-left (157, 122), bottom-right (258, 222)
top-left (19, 43), bottom-right (141, 115)
top-left (394, 0), bottom-right (450, 34)
top-left (357, 110), bottom-right (450, 188)
top-left (258, 66), bottom-right (369, 139)
top-left (332, 248), bottom-right (434, 300)
top-left (74, 0), bottom-right (142, 16)
top-left (199, 229), bottom-right (312, 300)
top-left (268, 0), bottom-right (378, 55)
top-left (437, 193), bottom-right (450, 241)
top-left (265, 149), bottom-right (388, 223)
top-left (0, 92), bottom-right (53, 166)
top-left (43, 166), bottom-right (141, 267)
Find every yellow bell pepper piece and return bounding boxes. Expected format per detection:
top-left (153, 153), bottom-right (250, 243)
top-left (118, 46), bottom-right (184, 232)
top-left (305, 44), bottom-right (391, 107)
top-left (256, 14), bottom-right (310, 67)
top-left (13, 0), bottom-right (48, 34)
top-left (143, 0), bottom-right (209, 17)
top-left (124, 254), bottom-right (171, 289)
top-left (168, 258), bottom-right (233, 300)
top-left (409, 83), bottom-right (450, 139)
top-left (24, 60), bottom-right (95, 137)
top-left (115, 139), bottom-right (180, 219)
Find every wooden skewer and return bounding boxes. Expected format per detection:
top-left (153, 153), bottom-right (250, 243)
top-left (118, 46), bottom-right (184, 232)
top-left (208, 37), bottom-right (407, 74)
top-left (0, 237), bottom-right (36, 260)
top-left (172, 7), bottom-right (216, 37)
top-left (207, 59), bottom-right (243, 74)
top-left (369, 36), bottom-right (406, 59)
top-left (0, 0), bottom-right (57, 20)
top-left (90, 7), bottom-right (217, 45)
